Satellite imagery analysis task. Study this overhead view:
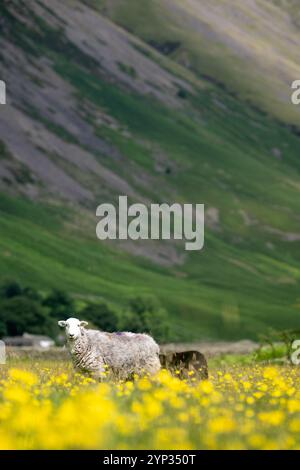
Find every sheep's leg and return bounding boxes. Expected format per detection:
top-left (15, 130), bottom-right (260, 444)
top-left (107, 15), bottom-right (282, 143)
top-left (89, 359), bottom-right (107, 381)
top-left (144, 355), bottom-right (161, 376)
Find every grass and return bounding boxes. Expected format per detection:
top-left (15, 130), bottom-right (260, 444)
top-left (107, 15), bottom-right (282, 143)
top-left (1, 1), bottom-right (300, 340)
top-left (103, 0), bottom-right (300, 125)
top-left (1, 191), bottom-right (300, 341)
top-left (1, 357), bottom-right (300, 449)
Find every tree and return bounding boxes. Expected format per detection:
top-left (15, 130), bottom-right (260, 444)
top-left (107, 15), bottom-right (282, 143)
top-left (119, 295), bottom-right (170, 342)
top-left (43, 289), bottom-right (74, 320)
top-left (0, 297), bottom-right (55, 337)
top-left (0, 280), bottom-right (23, 299)
top-left (81, 302), bottom-right (119, 332)
top-left (0, 318), bottom-right (7, 337)
top-left (22, 286), bottom-right (42, 302)
top-left (0, 281), bottom-right (41, 301)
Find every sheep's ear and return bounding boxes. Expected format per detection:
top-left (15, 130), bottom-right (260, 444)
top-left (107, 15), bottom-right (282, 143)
top-left (58, 321), bottom-right (66, 328)
top-left (80, 321), bottom-right (88, 327)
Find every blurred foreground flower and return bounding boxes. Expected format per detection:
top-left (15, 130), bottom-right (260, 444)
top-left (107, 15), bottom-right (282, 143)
top-left (0, 363), bottom-right (299, 449)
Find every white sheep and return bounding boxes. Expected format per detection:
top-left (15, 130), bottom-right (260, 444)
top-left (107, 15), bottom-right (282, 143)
top-left (58, 317), bottom-right (161, 380)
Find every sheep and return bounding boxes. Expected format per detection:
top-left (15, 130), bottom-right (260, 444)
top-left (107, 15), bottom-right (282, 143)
top-left (159, 350), bottom-right (208, 380)
top-left (58, 317), bottom-right (161, 381)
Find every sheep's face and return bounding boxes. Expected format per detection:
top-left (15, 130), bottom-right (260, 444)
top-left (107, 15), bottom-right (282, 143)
top-left (58, 317), bottom-right (88, 341)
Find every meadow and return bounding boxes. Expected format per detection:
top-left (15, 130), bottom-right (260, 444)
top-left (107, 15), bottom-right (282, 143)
top-left (1, 2), bottom-right (299, 450)
top-left (1, 358), bottom-right (300, 450)
top-left (2, 1), bottom-right (300, 342)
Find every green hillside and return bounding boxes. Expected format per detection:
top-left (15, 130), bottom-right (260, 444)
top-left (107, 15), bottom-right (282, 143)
top-left (101, 0), bottom-right (300, 124)
top-left (0, 0), bottom-right (300, 340)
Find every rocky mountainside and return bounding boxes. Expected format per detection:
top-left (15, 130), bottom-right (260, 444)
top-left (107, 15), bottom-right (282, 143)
top-left (0, 0), bottom-right (300, 340)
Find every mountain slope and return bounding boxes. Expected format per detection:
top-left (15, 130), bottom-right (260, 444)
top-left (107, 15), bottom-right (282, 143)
top-left (101, 0), bottom-right (300, 125)
top-left (0, 0), bottom-right (300, 340)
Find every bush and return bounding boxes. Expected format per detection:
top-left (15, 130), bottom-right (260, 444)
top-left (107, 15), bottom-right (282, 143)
top-left (0, 281), bottom-right (171, 343)
top-left (43, 289), bottom-right (74, 320)
top-left (22, 286), bottom-right (42, 302)
top-left (119, 295), bottom-right (170, 343)
top-left (0, 281), bottom-right (41, 301)
top-left (0, 297), bottom-right (55, 337)
top-left (0, 280), bottom-right (23, 299)
top-left (80, 302), bottom-right (119, 332)
top-left (0, 319), bottom-right (7, 337)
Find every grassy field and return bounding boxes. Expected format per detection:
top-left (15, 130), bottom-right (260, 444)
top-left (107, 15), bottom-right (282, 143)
top-left (102, 0), bottom-right (300, 125)
top-left (1, 1), bottom-right (300, 451)
top-left (1, 357), bottom-right (300, 449)
top-left (1, 1), bottom-right (300, 341)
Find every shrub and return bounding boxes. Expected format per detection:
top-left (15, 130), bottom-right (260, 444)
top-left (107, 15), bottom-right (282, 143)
top-left (43, 289), bottom-right (74, 320)
top-left (80, 302), bottom-right (119, 332)
top-left (22, 286), bottom-right (42, 302)
top-left (0, 297), bottom-right (55, 337)
top-left (119, 295), bottom-right (170, 342)
top-left (0, 280), bottom-right (23, 299)
top-left (0, 281), bottom-right (41, 301)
